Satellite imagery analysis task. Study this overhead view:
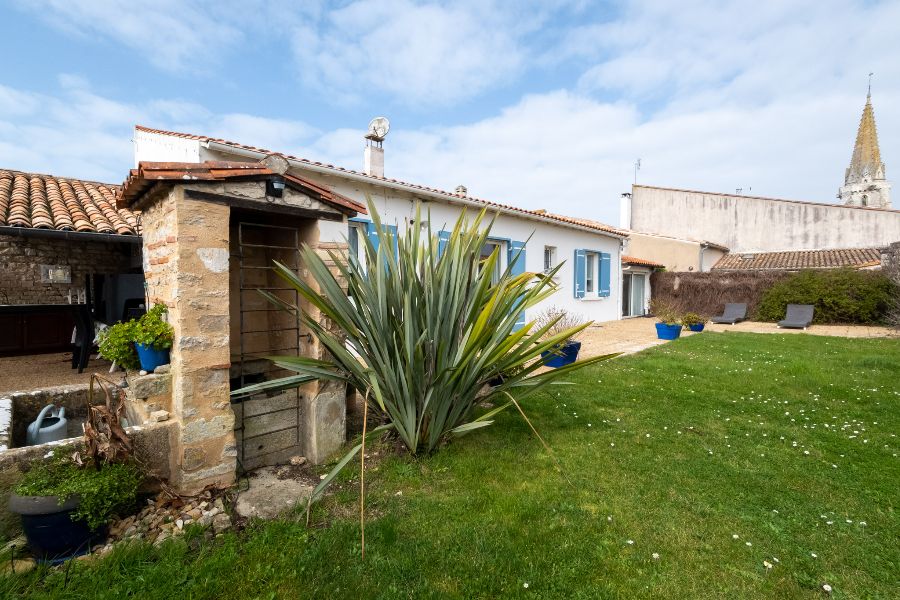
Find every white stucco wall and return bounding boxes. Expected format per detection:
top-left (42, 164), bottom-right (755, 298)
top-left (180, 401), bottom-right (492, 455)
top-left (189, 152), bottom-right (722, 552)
top-left (134, 130), bottom-right (624, 324)
top-left (629, 185), bottom-right (900, 252)
top-left (302, 172), bottom-right (624, 324)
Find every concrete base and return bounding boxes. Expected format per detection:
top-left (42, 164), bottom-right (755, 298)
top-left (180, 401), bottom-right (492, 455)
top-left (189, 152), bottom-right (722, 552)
top-left (233, 465), bottom-right (314, 520)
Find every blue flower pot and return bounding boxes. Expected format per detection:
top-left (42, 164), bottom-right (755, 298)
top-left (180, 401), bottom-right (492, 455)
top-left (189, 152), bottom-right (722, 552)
top-left (541, 341), bottom-right (582, 368)
top-left (655, 323), bottom-right (682, 340)
top-left (688, 323), bottom-right (705, 332)
top-left (135, 343), bottom-right (170, 372)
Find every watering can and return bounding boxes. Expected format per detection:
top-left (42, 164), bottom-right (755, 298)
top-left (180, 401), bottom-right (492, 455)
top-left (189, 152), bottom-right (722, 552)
top-left (26, 405), bottom-right (68, 446)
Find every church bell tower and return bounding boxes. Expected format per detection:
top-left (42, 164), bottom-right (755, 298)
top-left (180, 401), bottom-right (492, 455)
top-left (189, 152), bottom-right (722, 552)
top-left (839, 81), bottom-right (891, 208)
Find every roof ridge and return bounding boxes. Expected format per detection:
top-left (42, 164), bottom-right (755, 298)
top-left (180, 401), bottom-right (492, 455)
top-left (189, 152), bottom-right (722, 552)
top-left (0, 167), bottom-right (120, 189)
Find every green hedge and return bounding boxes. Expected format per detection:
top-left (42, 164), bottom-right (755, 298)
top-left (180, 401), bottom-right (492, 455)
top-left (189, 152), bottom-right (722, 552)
top-left (755, 269), bottom-right (897, 324)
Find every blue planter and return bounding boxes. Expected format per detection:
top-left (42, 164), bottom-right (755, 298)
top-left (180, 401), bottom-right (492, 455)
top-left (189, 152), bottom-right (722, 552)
top-left (655, 323), bottom-right (683, 340)
top-left (688, 323), bottom-right (705, 332)
top-left (135, 343), bottom-right (170, 372)
top-left (541, 341), bottom-right (582, 368)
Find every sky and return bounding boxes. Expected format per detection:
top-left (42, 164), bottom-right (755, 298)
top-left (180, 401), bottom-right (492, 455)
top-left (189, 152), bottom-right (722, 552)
top-left (0, 0), bottom-right (898, 225)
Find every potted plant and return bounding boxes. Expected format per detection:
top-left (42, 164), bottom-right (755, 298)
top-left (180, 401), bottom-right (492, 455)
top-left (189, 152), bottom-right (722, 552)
top-left (681, 312), bottom-right (708, 332)
top-left (651, 301), bottom-right (683, 340)
top-left (534, 306), bottom-right (586, 368)
top-left (8, 377), bottom-right (142, 563)
top-left (132, 304), bottom-right (174, 371)
top-left (98, 304), bottom-right (173, 372)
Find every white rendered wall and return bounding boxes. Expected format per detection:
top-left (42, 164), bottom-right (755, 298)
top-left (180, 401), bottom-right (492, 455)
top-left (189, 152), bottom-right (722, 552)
top-left (133, 128), bottom-right (202, 166)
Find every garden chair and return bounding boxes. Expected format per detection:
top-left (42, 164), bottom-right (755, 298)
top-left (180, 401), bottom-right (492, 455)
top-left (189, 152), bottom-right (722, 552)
top-left (777, 304), bottom-right (815, 330)
top-left (711, 303), bottom-right (747, 325)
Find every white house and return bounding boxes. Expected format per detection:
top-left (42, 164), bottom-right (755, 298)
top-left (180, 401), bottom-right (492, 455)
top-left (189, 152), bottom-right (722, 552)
top-left (132, 125), bottom-right (627, 325)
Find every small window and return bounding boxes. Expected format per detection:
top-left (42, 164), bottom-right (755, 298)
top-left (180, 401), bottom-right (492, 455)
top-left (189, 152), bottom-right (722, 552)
top-left (585, 253), bottom-right (596, 293)
top-left (543, 246), bottom-right (556, 273)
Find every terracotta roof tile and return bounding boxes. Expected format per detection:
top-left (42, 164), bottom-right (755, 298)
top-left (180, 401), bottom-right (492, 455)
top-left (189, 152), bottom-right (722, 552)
top-left (622, 255), bottom-right (664, 268)
top-left (713, 248), bottom-right (882, 271)
top-left (134, 125), bottom-right (626, 238)
top-left (118, 161), bottom-right (367, 215)
top-left (0, 168), bottom-right (138, 235)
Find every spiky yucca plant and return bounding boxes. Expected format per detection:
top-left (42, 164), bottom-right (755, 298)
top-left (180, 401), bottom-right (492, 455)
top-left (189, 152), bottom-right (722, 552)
top-left (234, 201), bottom-right (614, 496)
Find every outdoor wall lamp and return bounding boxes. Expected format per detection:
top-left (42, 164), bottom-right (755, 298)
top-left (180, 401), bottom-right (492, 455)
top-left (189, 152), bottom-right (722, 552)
top-left (266, 178), bottom-right (286, 198)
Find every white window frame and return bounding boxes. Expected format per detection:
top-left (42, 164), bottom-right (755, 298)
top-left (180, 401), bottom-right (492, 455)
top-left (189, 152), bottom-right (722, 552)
top-left (480, 239), bottom-right (506, 285)
top-left (543, 245), bottom-right (556, 274)
top-left (585, 252), bottom-right (596, 294)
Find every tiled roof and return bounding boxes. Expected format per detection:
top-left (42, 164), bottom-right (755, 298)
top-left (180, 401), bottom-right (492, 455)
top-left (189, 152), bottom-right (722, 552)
top-left (713, 248), bottom-right (883, 271)
top-left (0, 168), bottom-right (138, 235)
top-left (134, 125), bottom-right (627, 238)
top-left (622, 255), bottom-right (664, 268)
top-left (540, 213), bottom-right (628, 236)
top-left (118, 161), bottom-right (366, 214)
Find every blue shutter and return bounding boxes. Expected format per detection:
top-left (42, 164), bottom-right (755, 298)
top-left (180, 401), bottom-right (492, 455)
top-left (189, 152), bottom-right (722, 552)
top-left (509, 241), bottom-right (526, 331)
top-left (386, 224), bottom-right (399, 259)
top-left (599, 252), bottom-right (611, 297)
top-left (437, 230), bottom-right (450, 257)
top-left (574, 249), bottom-right (586, 298)
top-left (365, 222), bottom-right (380, 255)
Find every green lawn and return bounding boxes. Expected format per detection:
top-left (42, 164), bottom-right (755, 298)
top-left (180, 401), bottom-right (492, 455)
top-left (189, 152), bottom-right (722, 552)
top-left (4, 332), bottom-right (899, 599)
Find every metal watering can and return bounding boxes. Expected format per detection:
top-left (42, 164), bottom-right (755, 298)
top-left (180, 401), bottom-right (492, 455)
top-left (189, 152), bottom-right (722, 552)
top-left (26, 404), bottom-right (68, 446)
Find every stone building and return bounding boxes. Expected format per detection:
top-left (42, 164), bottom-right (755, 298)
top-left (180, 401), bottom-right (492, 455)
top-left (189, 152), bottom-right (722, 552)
top-left (839, 90), bottom-right (891, 208)
top-left (0, 168), bottom-right (142, 354)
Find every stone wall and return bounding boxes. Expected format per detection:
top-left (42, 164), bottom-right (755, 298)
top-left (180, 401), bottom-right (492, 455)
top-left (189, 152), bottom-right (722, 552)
top-left (0, 233), bottom-right (138, 304)
top-left (629, 185), bottom-right (900, 253)
top-left (141, 186), bottom-right (236, 494)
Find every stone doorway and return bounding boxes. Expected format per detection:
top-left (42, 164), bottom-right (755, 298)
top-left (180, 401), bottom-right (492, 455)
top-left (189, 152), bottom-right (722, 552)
top-left (230, 216), bottom-right (312, 471)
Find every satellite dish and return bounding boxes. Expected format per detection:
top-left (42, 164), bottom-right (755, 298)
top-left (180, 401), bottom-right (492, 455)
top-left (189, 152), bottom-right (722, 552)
top-left (366, 116), bottom-right (390, 141)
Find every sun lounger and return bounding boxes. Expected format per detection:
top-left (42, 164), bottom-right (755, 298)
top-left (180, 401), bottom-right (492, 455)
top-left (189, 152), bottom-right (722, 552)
top-left (777, 304), bottom-right (814, 330)
top-left (711, 303), bottom-right (747, 325)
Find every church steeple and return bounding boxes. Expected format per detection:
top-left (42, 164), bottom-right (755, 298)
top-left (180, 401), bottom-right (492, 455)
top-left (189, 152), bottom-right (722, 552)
top-left (839, 80), bottom-right (891, 208)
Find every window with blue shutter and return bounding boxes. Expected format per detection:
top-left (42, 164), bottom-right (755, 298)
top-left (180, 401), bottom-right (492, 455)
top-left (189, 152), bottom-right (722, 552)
top-left (573, 249), bottom-right (586, 298)
top-left (508, 240), bottom-right (526, 331)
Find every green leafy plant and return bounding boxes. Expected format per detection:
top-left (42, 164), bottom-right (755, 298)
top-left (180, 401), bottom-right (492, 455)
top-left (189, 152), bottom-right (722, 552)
top-left (15, 449), bottom-right (142, 530)
top-left (650, 300), bottom-right (681, 325)
top-left (234, 201), bottom-right (616, 503)
top-left (97, 304), bottom-right (173, 370)
top-left (755, 269), bottom-right (896, 324)
top-left (680, 312), bottom-right (707, 327)
top-left (133, 304), bottom-right (174, 349)
top-left (97, 319), bottom-right (140, 370)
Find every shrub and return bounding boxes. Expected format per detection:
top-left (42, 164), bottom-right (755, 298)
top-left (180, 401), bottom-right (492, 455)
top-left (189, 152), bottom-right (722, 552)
top-left (649, 299), bottom-right (680, 325)
top-left (15, 450), bottom-right (142, 530)
top-left (233, 201), bottom-right (616, 501)
top-left (755, 269), bottom-right (897, 324)
top-left (532, 306), bottom-right (586, 342)
top-left (680, 312), bottom-right (707, 327)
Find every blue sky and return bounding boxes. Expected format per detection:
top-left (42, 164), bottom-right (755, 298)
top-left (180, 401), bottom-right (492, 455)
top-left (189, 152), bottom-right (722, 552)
top-left (1, 0), bottom-right (898, 224)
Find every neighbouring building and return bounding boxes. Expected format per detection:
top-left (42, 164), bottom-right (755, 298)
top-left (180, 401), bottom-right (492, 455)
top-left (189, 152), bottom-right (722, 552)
top-left (132, 125), bottom-right (629, 325)
top-left (620, 91), bottom-right (899, 258)
top-left (0, 169), bottom-right (143, 355)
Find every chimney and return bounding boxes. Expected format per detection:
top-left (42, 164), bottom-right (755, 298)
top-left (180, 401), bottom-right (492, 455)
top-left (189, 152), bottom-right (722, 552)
top-left (455, 185), bottom-right (467, 196)
top-left (364, 145), bottom-right (384, 178)
top-left (619, 192), bottom-right (632, 230)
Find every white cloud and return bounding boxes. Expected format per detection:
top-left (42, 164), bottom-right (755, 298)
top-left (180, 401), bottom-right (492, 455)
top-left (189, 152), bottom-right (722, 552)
top-left (0, 77), bottom-right (316, 183)
top-left (13, 0), bottom-right (244, 73)
top-left (291, 0), bottom-right (547, 106)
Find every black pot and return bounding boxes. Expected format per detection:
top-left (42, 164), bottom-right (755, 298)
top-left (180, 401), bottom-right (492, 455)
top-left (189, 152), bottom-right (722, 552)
top-left (8, 494), bottom-right (106, 564)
